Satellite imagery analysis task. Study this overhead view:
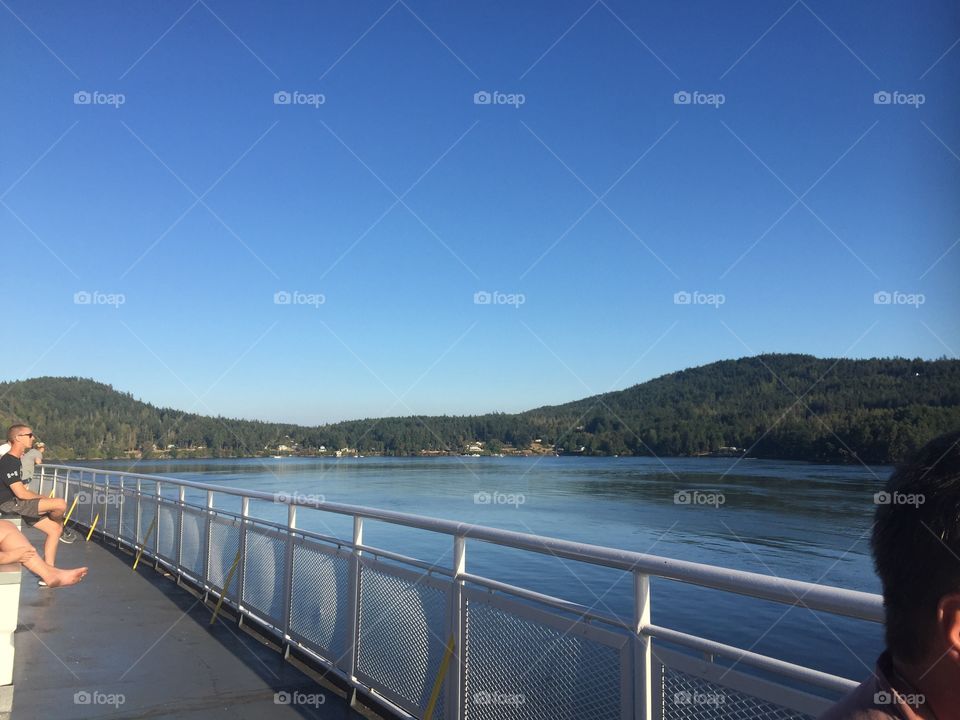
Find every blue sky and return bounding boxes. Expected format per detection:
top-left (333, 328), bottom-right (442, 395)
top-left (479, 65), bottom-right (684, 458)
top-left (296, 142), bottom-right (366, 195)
top-left (1, 0), bottom-right (958, 425)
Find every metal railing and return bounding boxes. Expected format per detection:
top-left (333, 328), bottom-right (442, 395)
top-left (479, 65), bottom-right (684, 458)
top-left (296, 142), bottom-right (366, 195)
top-left (38, 464), bottom-right (881, 720)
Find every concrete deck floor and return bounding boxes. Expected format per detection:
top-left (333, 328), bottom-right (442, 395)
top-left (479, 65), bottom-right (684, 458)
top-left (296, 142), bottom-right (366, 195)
top-left (11, 535), bottom-right (370, 720)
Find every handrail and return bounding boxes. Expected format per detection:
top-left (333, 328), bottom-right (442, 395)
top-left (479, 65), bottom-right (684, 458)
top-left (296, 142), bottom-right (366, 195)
top-left (47, 463), bottom-right (883, 623)
top-left (41, 462), bottom-right (882, 719)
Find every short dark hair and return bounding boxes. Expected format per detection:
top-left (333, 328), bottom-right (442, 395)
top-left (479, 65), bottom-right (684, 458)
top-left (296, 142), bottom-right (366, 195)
top-left (6, 424), bottom-right (28, 443)
top-left (872, 430), bottom-right (960, 664)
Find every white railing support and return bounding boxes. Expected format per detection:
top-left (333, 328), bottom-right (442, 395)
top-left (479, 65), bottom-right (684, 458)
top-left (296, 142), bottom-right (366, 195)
top-left (634, 572), bottom-right (653, 720)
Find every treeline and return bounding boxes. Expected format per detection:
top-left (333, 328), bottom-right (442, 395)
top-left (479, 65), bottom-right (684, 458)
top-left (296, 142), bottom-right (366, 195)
top-left (1, 354), bottom-right (957, 464)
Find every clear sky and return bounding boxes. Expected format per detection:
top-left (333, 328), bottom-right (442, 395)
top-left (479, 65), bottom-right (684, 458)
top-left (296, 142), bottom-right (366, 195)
top-left (1, 0), bottom-right (958, 425)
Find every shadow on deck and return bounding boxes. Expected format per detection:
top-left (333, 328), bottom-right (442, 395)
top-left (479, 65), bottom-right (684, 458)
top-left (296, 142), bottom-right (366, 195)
top-left (11, 535), bottom-right (374, 720)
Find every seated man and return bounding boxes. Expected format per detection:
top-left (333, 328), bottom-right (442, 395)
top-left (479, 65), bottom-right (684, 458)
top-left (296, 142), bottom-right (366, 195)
top-left (0, 519), bottom-right (86, 587)
top-left (0, 425), bottom-right (76, 574)
top-left (820, 430), bottom-right (960, 720)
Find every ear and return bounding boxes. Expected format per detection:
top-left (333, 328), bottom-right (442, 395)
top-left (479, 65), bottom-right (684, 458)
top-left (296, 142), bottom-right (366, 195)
top-left (939, 593), bottom-right (960, 657)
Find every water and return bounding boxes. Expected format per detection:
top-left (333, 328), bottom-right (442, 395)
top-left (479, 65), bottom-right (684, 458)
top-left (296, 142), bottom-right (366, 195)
top-left (83, 455), bottom-right (888, 687)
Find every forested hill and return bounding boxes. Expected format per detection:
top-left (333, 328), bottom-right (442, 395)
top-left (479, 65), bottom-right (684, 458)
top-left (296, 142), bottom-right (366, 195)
top-left (1, 354), bottom-right (957, 463)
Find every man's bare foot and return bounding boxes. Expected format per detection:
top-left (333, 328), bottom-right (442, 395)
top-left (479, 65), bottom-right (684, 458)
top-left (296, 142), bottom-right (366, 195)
top-left (45, 567), bottom-right (88, 587)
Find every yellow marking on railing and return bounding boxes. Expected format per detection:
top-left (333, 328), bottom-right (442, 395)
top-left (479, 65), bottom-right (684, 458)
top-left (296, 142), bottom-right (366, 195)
top-left (49, 487), bottom-right (56, 498)
top-left (424, 635), bottom-right (456, 720)
top-left (64, 496), bottom-right (79, 525)
top-left (85, 514), bottom-right (99, 541)
top-left (209, 547), bottom-right (243, 625)
top-left (133, 515), bottom-right (158, 570)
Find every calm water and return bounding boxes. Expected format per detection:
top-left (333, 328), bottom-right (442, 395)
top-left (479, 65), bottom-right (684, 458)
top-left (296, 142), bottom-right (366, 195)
top-left (85, 455), bottom-right (888, 687)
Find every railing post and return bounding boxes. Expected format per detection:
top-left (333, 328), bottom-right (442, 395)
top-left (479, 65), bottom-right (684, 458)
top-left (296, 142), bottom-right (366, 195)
top-left (117, 477), bottom-right (124, 546)
top-left (634, 572), bottom-right (653, 720)
top-left (135, 478), bottom-right (142, 543)
top-left (154, 481), bottom-right (162, 569)
top-left (204, 490), bottom-right (214, 588)
top-left (282, 503), bottom-right (296, 654)
top-left (178, 486), bottom-right (186, 573)
top-left (346, 516), bottom-right (363, 689)
top-left (238, 496), bottom-right (250, 614)
top-left (445, 534), bottom-right (466, 720)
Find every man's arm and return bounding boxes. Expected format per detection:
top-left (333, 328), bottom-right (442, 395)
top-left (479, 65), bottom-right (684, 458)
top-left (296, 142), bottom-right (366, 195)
top-left (9, 481), bottom-right (40, 500)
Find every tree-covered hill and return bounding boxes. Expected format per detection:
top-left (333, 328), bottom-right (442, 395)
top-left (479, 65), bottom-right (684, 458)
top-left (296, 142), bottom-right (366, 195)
top-left (1, 354), bottom-right (957, 463)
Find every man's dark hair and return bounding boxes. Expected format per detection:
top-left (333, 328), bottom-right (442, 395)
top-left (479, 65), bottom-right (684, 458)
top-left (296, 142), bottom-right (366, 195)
top-left (6, 424), bottom-right (28, 443)
top-left (872, 430), bottom-right (960, 664)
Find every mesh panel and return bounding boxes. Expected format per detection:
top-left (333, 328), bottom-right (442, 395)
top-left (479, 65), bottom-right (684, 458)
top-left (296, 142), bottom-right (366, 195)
top-left (120, 491), bottom-right (139, 542)
top-left (463, 598), bottom-right (624, 720)
top-left (139, 498), bottom-right (159, 552)
top-left (102, 487), bottom-right (120, 537)
top-left (72, 484), bottom-right (96, 528)
top-left (180, 507), bottom-right (208, 579)
top-left (662, 668), bottom-right (814, 720)
top-left (157, 503), bottom-right (181, 563)
top-left (289, 539), bottom-right (351, 667)
top-left (356, 561), bottom-right (449, 719)
top-left (208, 516), bottom-right (242, 596)
top-left (242, 526), bottom-right (285, 626)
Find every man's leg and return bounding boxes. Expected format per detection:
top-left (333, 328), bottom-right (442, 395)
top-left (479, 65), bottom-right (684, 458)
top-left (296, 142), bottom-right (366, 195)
top-left (37, 497), bottom-right (66, 522)
top-left (32, 517), bottom-right (62, 567)
top-left (0, 520), bottom-right (86, 586)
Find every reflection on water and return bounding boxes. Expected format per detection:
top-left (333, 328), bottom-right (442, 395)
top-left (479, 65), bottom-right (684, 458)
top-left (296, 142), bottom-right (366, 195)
top-left (84, 455), bottom-right (888, 682)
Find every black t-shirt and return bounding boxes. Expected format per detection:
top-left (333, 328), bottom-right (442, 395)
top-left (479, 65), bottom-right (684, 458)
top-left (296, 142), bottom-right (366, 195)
top-left (0, 453), bottom-right (23, 505)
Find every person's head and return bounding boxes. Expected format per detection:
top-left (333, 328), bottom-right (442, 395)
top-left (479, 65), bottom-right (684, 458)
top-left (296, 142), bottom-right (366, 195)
top-left (5, 425), bottom-right (35, 453)
top-left (872, 430), bottom-right (960, 672)
top-left (35, 442), bottom-right (45, 453)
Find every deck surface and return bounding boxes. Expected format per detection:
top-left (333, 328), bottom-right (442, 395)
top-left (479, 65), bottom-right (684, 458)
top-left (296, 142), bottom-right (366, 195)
top-left (11, 534), bottom-right (366, 719)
